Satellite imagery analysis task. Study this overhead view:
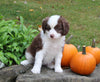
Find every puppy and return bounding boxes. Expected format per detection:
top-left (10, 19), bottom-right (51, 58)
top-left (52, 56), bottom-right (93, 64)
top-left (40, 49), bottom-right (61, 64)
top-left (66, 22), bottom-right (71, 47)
top-left (21, 15), bottom-right (69, 74)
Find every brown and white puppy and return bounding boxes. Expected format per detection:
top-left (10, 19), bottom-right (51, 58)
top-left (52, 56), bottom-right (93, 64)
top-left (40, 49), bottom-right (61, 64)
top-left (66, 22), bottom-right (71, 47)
top-left (21, 15), bottom-right (69, 74)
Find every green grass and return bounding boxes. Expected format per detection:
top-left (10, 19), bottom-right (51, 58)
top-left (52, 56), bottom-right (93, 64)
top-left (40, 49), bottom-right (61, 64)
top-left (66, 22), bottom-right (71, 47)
top-left (0, 0), bottom-right (100, 51)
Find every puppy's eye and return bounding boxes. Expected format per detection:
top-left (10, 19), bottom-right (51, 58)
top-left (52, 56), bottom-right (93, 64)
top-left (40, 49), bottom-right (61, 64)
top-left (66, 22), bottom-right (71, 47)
top-left (58, 27), bottom-right (62, 30)
top-left (55, 26), bottom-right (62, 31)
top-left (54, 25), bottom-right (63, 33)
top-left (45, 25), bottom-right (51, 31)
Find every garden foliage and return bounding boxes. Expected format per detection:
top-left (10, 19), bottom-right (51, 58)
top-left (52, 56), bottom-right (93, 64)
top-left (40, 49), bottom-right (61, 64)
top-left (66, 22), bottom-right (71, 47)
top-left (0, 15), bottom-right (39, 66)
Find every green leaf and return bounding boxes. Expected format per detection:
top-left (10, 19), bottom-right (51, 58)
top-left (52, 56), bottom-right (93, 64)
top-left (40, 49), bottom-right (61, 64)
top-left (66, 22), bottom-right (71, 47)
top-left (20, 16), bottom-right (24, 25)
top-left (5, 53), bottom-right (19, 64)
top-left (0, 51), bottom-right (8, 64)
top-left (8, 60), bottom-right (13, 66)
top-left (12, 42), bottom-right (17, 47)
top-left (0, 14), bottom-right (3, 20)
top-left (0, 44), bottom-right (3, 49)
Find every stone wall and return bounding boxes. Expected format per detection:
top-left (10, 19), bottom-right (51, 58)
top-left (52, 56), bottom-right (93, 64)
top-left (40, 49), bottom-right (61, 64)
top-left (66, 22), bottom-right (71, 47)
top-left (0, 64), bottom-right (100, 82)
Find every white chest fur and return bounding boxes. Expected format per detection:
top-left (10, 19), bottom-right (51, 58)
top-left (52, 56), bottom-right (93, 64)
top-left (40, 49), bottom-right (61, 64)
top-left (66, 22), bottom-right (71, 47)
top-left (41, 32), bottom-right (65, 65)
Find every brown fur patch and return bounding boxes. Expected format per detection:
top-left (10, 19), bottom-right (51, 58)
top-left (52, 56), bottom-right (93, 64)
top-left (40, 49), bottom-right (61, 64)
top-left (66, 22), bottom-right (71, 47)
top-left (42, 17), bottom-right (49, 33)
top-left (54, 16), bottom-right (69, 35)
top-left (26, 33), bottom-right (43, 57)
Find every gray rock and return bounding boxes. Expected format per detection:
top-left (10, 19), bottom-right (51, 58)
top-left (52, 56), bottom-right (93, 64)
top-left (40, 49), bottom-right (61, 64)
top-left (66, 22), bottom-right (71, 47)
top-left (0, 64), bottom-right (32, 82)
top-left (0, 62), bottom-right (5, 69)
top-left (16, 65), bottom-right (100, 82)
top-left (0, 64), bottom-right (100, 82)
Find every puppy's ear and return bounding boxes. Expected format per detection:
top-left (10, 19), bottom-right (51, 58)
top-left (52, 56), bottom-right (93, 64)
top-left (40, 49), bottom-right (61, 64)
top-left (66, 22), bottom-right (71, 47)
top-left (42, 17), bottom-right (49, 33)
top-left (60, 16), bottom-right (69, 35)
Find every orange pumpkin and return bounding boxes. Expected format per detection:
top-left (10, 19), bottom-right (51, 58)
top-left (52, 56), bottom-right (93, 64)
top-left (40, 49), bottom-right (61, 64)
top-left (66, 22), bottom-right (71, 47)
top-left (70, 46), bottom-right (96, 75)
top-left (61, 44), bottom-right (78, 67)
top-left (86, 39), bottom-right (100, 65)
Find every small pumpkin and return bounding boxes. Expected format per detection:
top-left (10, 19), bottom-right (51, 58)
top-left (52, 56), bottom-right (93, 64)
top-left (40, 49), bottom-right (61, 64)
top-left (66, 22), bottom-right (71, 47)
top-left (70, 46), bottom-right (96, 75)
top-left (61, 44), bottom-right (78, 67)
top-left (86, 39), bottom-right (100, 65)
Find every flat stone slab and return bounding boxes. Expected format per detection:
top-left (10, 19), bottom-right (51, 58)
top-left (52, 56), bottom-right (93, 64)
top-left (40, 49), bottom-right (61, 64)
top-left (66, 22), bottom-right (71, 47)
top-left (0, 64), bottom-right (100, 82)
top-left (16, 64), bottom-right (100, 82)
top-left (0, 65), bottom-right (32, 82)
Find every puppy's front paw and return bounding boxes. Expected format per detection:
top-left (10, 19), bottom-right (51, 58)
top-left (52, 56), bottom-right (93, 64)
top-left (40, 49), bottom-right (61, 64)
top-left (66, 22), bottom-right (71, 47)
top-left (21, 60), bottom-right (30, 66)
top-left (55, 67), bottom-right (63, 73)
top-left (31, 68), bottom-right (40, 74)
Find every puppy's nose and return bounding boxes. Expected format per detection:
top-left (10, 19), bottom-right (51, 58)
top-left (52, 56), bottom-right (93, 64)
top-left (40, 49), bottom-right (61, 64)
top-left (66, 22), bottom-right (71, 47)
top-left (50, 34), bottom-right (54, 38)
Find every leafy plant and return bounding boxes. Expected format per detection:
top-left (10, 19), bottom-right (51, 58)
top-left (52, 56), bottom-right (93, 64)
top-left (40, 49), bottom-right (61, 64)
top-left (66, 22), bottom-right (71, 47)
top-left (0, 15), bottom-right (39, 66)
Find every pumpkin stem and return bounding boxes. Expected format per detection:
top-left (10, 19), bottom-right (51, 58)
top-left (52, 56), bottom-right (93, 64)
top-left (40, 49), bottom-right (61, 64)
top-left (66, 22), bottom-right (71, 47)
top-left (92, 39), bottom-right (95, 48)
top-left (66, 35), bottom-right (73, 44)
top-left (82, 45), bottom-right (86, 55)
